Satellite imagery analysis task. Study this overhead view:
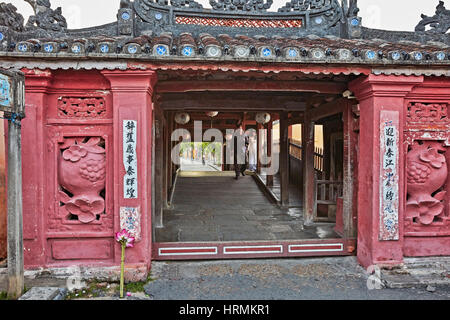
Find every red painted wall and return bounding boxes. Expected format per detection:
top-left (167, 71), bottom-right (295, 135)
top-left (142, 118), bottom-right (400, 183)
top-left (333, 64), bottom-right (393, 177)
top-left (12, 68), bottom-right (450, 273)
top-left (350, 75), bottom-right (450, 268)
top-left (19, 69), bottom-right (156, 278)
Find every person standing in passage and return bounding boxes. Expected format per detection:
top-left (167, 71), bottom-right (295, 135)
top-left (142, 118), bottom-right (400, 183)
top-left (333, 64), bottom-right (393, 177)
top-left (234, 123), bottom-right (249, 180)
top-left (248, 130), bottom-right (257, 172)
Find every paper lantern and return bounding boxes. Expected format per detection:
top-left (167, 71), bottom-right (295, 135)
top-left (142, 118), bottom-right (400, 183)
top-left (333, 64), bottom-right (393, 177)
top-left (206, 111), bottom-right (219, 117)
top-left (174, 112), bottom-right (190, 125)
top-left (255, 112), bottom-right (271, 124)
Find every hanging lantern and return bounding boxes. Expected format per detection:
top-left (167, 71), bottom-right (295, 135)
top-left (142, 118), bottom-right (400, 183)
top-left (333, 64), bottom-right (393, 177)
top-left (256, 112), bottom-right (271, 124)
top-left (205, 112), bottom-right (219, 129)
top-left (174, 112), bottom-right (190, 125)
top-left (206, 111), bottom-right (219, 118)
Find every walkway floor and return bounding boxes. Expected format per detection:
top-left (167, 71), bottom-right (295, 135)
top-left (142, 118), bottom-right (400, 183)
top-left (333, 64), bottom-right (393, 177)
top-left (155, 172), bottom-right (339, 242)
top-left (257, 172), bottom-right (303, 207)
top-left (180, 158), bottom-right (221, 172)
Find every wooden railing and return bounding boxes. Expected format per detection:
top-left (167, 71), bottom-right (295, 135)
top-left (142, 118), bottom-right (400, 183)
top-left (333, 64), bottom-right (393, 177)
top-left (313, 171), bottom-right (343, 222)
top-left (314, 147), bottom-right (324, 172)
top-left (289, 139), bottom-right (302, 160)
top-left (288, 139), bottom-right (323, 172)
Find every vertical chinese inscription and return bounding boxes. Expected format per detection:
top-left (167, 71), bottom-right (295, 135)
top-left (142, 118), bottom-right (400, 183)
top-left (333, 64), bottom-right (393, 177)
top-left (123, 120), bottom-right (138, 199)
top-left (379, 111), bottom-right (400, 241)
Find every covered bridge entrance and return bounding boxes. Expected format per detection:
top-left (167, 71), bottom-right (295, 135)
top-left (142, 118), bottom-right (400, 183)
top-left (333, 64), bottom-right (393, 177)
top-left (151, 72), bottom-right (358, 259)
top-left (0, 0), bottom-right (449, 278)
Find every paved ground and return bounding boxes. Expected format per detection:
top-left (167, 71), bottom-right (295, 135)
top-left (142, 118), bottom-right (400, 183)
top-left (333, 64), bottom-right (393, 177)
top-left (156, 174), bottom-right (339, 242)
top-left (180, 158), bottom-right (221, 172)
top-left (2, 256), bottom-right (448, 301)
top-left (144, 257), bottom-right (450, 300)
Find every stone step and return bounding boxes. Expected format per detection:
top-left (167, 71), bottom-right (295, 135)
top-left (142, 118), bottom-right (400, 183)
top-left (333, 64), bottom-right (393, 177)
top-left (18, 287), bottom-right (67, 300)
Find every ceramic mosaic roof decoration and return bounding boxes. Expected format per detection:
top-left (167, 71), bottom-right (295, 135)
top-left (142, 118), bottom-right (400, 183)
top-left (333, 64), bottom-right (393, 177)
top-left (0, 0), bottom-right (448, 71)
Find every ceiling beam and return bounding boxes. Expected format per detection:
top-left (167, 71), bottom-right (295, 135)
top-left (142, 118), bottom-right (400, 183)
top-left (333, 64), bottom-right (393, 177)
top-left (159, 93), bottom-right (307, 111)
top-left (156, 80), bottom-right (348, 95)
top-left (308, 98), bottom-right (346, 121)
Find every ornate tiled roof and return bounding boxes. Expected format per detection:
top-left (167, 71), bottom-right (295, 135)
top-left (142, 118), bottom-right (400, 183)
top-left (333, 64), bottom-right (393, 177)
top-left (0, 0), bottom-right (448, 71)
top-left (1, 33), bottom-right (449, 65)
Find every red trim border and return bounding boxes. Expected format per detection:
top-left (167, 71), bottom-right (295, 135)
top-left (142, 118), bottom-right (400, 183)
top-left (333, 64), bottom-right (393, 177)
top-left (153, 239), bottom-right (355, 260)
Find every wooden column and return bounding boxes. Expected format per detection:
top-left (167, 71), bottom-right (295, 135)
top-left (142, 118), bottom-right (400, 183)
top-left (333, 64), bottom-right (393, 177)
top-left (303, 106), bottom-right (315, 224)
top-left (280, 111), bottom-right (290, 207)
top-left (222, 140), bottom-right (226, 171)
top-left (154, 111), bottom-right (164, 228)
top-left (169, 112), bottom-right (177, 189)
top-left (164, 111), bottom-right (174, 209)
top-left (323, 124), bottom-right (331, 180)
top-left (162, 112), bottom-right (168, 209)
top-left (342, 100), bottom-right (358, 239)
top-left (266, 120), bottom-right (274, 187)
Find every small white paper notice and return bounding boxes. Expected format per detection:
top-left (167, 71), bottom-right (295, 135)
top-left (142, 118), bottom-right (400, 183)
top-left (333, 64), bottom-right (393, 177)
top-left (123, 120), bottom-right (138, 199)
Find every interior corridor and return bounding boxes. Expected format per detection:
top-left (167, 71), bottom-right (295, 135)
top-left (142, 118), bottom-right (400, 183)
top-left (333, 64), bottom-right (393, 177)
top-left (155, 172), bottom-right (340, 243)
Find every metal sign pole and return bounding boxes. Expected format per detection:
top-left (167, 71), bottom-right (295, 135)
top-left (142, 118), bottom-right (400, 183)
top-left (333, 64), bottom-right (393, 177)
top-left (0, 69), bottom-right (25, 299)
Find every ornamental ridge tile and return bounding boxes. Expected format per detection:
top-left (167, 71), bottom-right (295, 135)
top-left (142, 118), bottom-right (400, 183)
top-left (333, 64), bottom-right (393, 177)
top-left (0, 0), bottom-right (448, 68)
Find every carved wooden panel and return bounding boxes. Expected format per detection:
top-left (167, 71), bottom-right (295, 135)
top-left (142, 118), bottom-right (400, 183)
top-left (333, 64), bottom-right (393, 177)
top-left (175, 16), bottom-right (303, 28)
top-left (406, 102), bottom-right (448, 124)
top-left (57, 97), bottom-right (107, 119)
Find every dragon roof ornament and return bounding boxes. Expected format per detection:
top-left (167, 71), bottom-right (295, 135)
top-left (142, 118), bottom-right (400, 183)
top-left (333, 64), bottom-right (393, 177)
top-left (0, 3), bottom-right (24, 32)
top-left (209, 0), bottom-right (273, 12)
top-left (0, 0), bottom-right (448, 68)
top-left (415, 1), bottom-right (450, 34)
top-left (24, 0), bottom-right (67, 32)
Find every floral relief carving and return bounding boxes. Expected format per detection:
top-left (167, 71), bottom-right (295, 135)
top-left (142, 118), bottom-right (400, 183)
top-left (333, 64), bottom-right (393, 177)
top-left (57, 97), bottom-right (107, 119)
top-left (407, 103), bottom-right (448, 124)
top-left (58, 137), bottom-right (106, 224)
top-left (406, 141), bottom-right (447, 226)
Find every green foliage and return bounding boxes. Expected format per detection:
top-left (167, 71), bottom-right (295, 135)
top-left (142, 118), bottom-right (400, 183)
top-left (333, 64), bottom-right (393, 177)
top-left (0, 292), bottom-right (7, 300)
top-left (125, 273), bottom-right (154, 293)
top-left (65, 274), bottom-right (154, 299)
top-left (65, 280), bottom-right (109, 300)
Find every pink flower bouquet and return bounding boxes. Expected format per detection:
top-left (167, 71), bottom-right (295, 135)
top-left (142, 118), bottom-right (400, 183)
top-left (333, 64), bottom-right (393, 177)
top-left (115, 229), bottom-right (135, 298)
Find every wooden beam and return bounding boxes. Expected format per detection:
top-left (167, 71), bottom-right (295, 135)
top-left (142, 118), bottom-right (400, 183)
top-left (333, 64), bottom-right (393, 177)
top-left (309, 98), bottom-right (345, 121)
top-left (288, 115), bottom-right (305, 126)
top-left (156, 80), bottom-right (347, 95)
top-left (160, 93), bottom-right (307, 111)
top-left (162, 101), bottom-right (306, 111)
top-left (303, 105), bottom-right (315, 224)
top-left (306, 93), bottom-right (338, 106)
top-left (187, 113), bottom-right (245, 121)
